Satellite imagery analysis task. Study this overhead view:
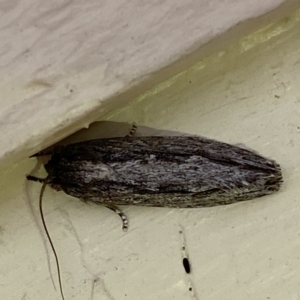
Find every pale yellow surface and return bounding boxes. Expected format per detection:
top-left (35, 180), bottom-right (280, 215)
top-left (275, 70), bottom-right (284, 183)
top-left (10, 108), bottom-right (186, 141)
top-left (1, 10), bottom-right (300, 300)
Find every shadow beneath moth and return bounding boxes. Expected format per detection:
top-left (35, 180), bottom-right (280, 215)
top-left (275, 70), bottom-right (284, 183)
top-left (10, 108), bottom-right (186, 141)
top-left (27, 125), bottom-right (282, 300)
top-left (27, 126), bottom-right (283, 231)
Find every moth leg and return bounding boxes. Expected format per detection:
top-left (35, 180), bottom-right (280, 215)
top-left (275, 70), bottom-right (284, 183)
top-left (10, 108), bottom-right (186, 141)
top-left (126, 122), bottom-right (138, 138)
top-left (105, 204), bottom-right (128, 232)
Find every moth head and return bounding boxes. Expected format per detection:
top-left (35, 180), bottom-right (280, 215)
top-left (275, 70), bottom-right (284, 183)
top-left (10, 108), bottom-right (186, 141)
top-left (44, 145), bottom-right (65, 188)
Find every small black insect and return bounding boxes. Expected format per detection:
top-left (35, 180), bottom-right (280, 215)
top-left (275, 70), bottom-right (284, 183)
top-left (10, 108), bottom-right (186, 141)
top-left (27, 125), bottom-right (282, 300)
top-left (183, 257), bottom-right (191, 274)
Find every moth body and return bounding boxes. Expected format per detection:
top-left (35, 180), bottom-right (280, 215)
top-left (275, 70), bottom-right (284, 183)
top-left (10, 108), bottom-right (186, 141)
top-left (42, 136), bottom-right (282, 208)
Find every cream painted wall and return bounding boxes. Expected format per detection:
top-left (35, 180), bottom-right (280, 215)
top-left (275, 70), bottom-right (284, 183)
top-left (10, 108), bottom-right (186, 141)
top-left (0, 2), bottom-right (300, 300)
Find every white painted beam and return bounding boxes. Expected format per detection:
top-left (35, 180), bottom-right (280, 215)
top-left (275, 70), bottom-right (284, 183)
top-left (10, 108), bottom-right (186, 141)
top-left (0, 0), bottom-right (297, 168)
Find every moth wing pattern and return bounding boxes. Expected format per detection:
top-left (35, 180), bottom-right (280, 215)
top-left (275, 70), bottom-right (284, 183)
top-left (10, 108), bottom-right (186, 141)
top-left (44, 136), bottom-right (282, 208)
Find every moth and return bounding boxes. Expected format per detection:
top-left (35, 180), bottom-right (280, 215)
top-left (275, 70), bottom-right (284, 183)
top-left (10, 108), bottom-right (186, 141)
top-left (27, 126), bottom-right (282, 300)
top-left (28, 129), bottom-right (283, 230)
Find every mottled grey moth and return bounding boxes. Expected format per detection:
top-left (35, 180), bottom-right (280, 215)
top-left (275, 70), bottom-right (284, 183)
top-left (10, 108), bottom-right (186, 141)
top-left (27, 126), bottom-right (282, 300)
top-left (28, 133), bottom-right (283, 230)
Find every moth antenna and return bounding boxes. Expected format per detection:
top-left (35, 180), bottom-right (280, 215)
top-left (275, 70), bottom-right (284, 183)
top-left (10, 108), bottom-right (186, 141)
top-left (27, 175), bottom-right (47, 183)
top-left (39, 177), bottom-right (66, 300)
